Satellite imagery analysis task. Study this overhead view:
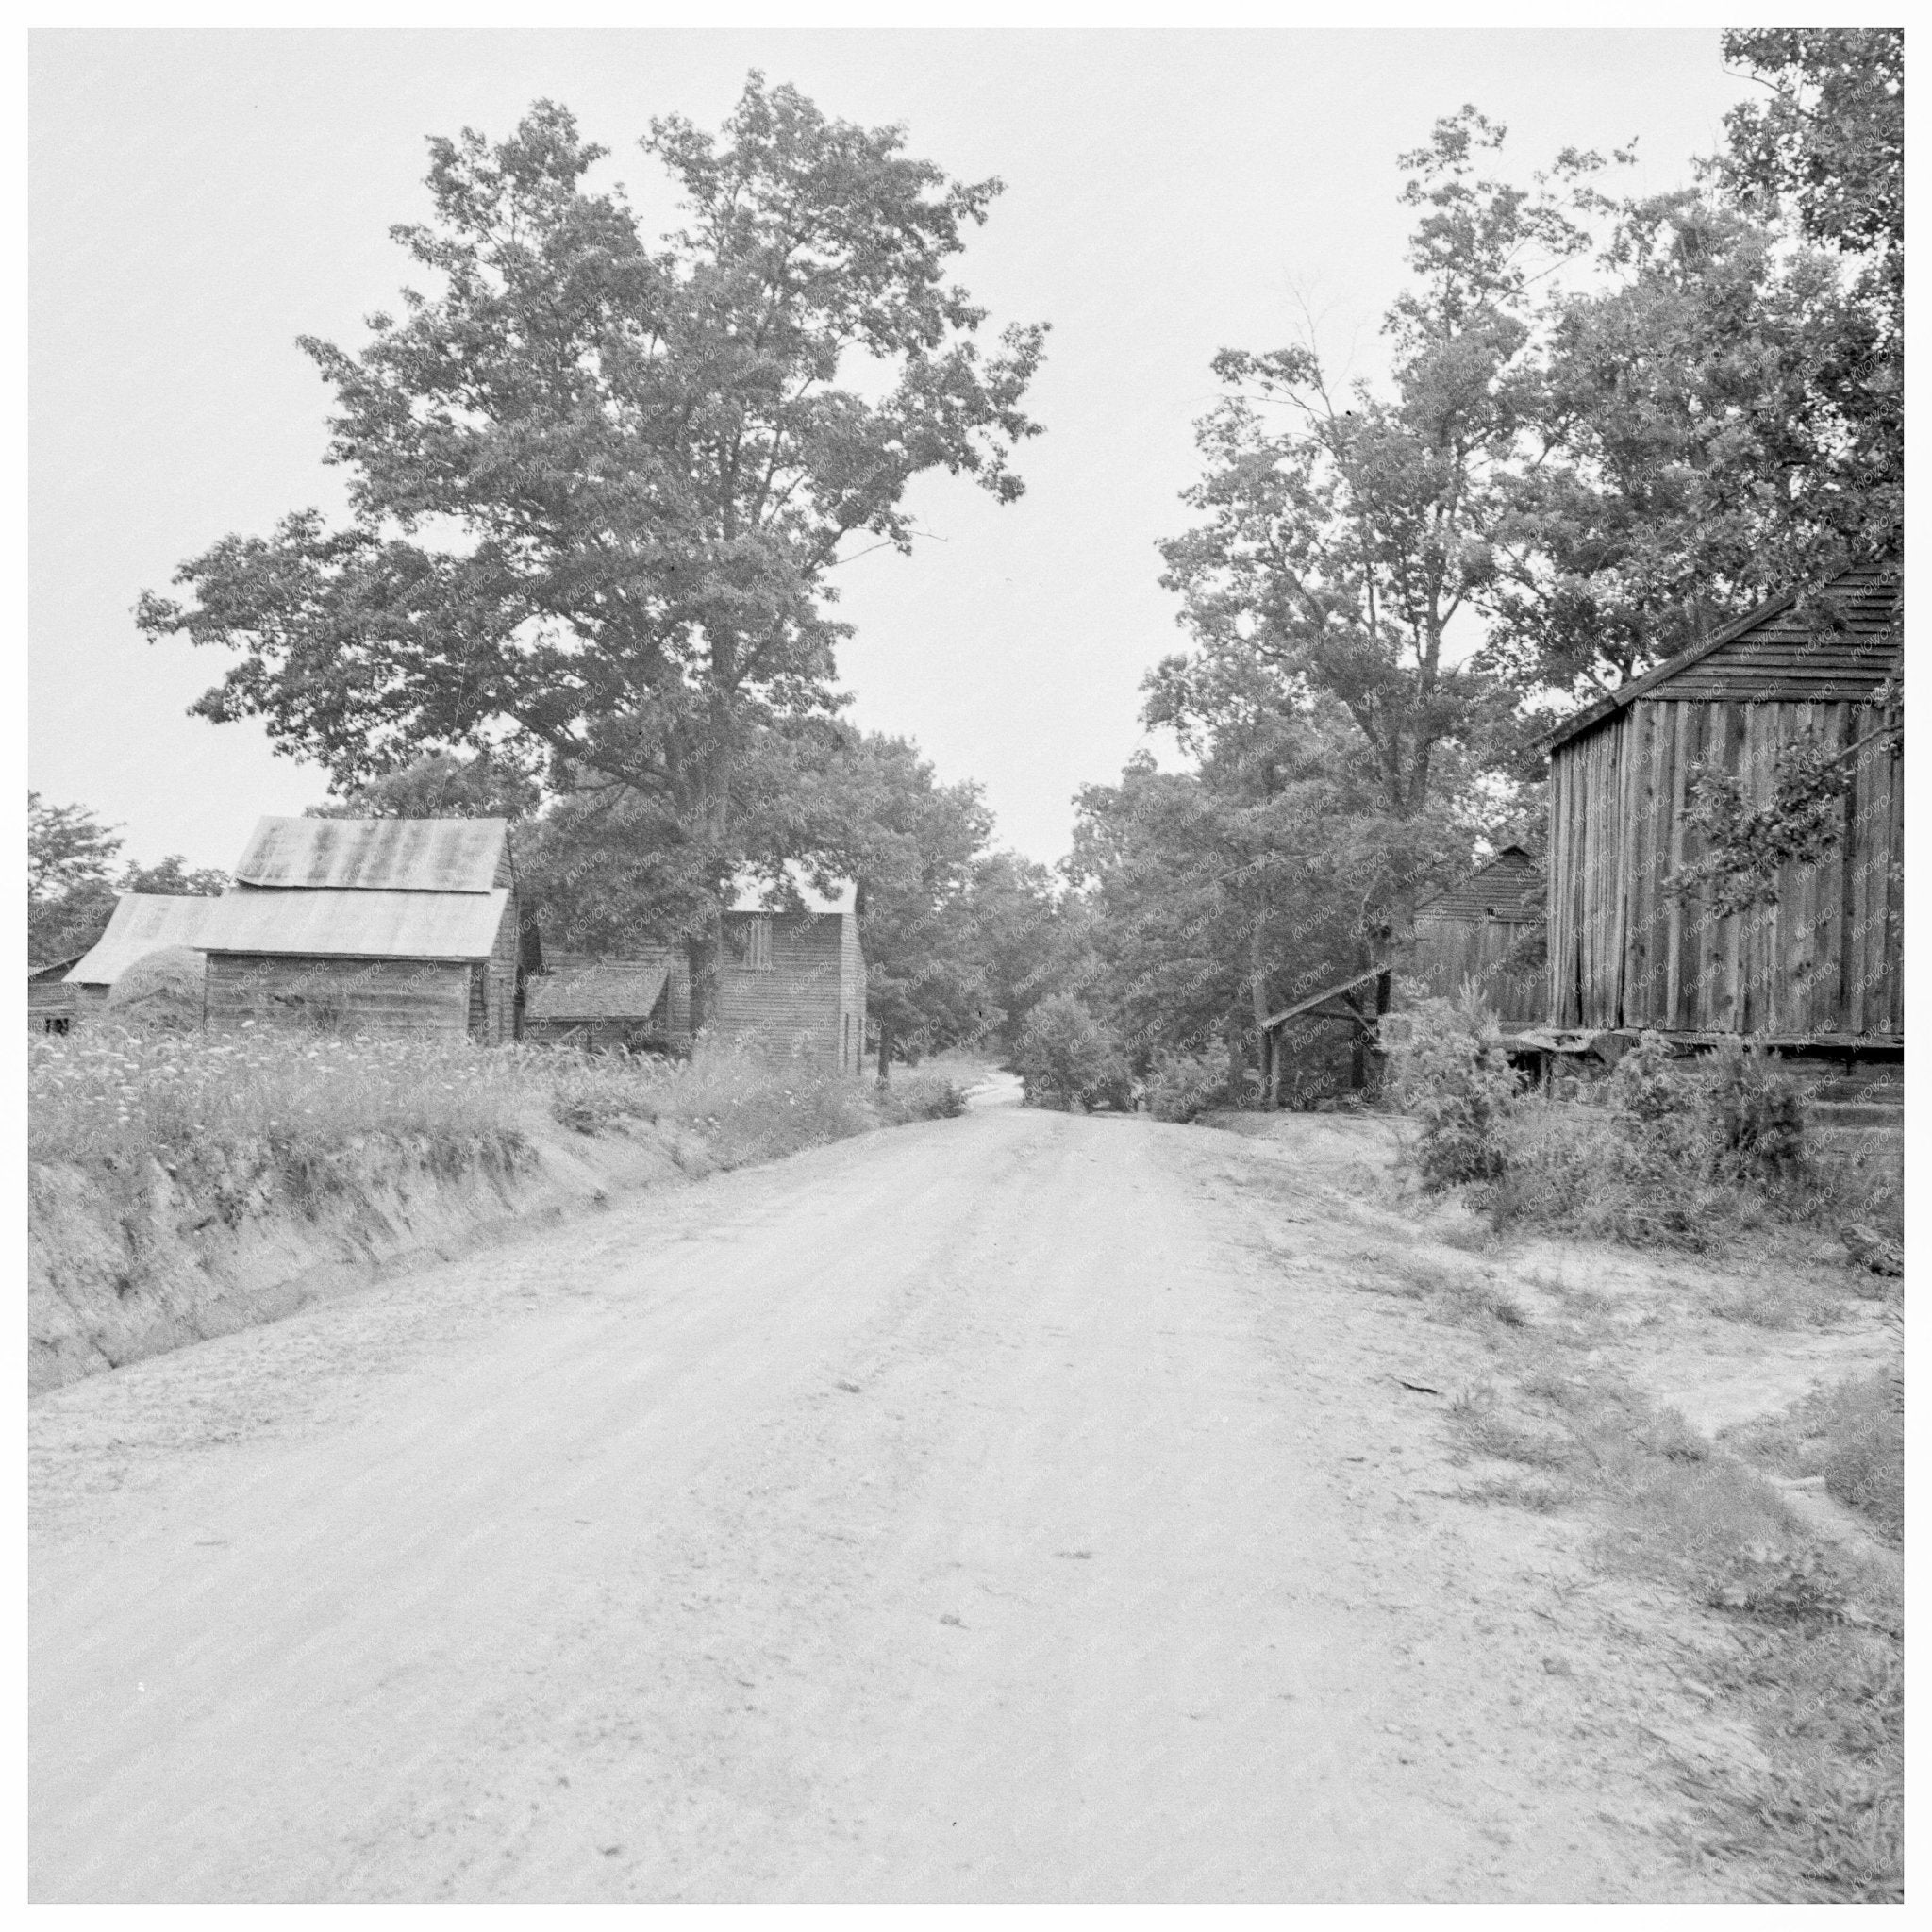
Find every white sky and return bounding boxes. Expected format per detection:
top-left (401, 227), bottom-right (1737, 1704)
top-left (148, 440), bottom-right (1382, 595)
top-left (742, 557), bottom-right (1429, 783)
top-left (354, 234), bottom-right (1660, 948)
top-left (29, 28), bottom-right (1756, 872)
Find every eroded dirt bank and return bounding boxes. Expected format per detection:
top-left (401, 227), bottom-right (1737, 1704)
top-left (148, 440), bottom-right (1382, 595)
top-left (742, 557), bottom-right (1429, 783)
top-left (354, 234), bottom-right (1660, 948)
top-left (28, 1116), bottom-right (711, 1395)
top-left (32, 1097), bottom-right (1817, 1902)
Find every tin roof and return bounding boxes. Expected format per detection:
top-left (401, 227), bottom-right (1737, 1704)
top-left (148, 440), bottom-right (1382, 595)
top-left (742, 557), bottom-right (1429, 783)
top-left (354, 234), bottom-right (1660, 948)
top-left (65, 895), bottom-right (225, 986)
top-left (196, 887), bottom-right (511, 961)
top-left (1540, 561), bottom-right (1901, 756)
top-left (727, 863), bottom-right (858, 917)
top-left (233, 816), bottom-right (509, 893)
top-left (524, 958), bottom-right (671, 1024)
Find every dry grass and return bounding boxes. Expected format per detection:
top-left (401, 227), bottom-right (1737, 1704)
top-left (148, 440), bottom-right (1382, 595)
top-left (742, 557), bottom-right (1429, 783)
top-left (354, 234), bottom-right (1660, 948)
top-left (1724, 1371), bottom-right (1904, 1544)
top-left (27, 1026), bottom-right (970, 1211)
top-left (1422, 1270), bottom-right (1903, 1902)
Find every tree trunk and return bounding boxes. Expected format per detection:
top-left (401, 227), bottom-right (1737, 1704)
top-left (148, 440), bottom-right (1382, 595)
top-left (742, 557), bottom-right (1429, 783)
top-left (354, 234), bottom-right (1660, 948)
top-left (1248, 922), bottom-right (1272, 1109)
top-left (687, 910), bottom-right (724, 1041)
top-left (876, 1021), bottom-right (891, 1081)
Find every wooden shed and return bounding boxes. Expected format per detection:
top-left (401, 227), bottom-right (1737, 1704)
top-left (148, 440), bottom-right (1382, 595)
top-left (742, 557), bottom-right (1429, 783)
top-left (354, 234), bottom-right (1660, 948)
top-left (53, 893), bottom-right (225, 1029)
top-left (1407, 845), bottom-right (1545, 1026)
top-left (198, 816), bottom-right (525, 1041)
top-left (1541, 561), bottom-right (1901, 1051)
top-left (522, 950), bottom-right (693, 1052)
top-left (1257, 846), bottom-right (1547, 1097)
top-left (28, 955), bottom-right (85, 1034)
top-left (711, 868), bottom-right (868, 1074)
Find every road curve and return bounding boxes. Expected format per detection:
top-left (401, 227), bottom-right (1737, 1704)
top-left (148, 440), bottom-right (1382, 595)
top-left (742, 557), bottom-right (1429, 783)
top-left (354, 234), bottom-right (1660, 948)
top-left (31, 1094), bottom-right (1707, 1902)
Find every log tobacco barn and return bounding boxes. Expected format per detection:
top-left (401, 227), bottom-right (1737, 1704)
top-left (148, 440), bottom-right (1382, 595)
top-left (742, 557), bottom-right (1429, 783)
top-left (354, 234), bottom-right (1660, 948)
top-left (1541, 561), bottom-right (1901, 1057)
top-left (198, 816), bottom-right (525, 1041)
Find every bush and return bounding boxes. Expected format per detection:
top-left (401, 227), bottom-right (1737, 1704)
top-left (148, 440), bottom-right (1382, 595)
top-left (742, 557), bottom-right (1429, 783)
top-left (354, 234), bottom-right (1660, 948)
top-left (1143, 1047), bottom-right (1224, 1123)
top-left (1388, 991), bottom-right (1522, 1190)
top-left (1012, 994), bottom-right (1129, 1112)
top-left (1703, 1037), bottom-right (1808, 1182)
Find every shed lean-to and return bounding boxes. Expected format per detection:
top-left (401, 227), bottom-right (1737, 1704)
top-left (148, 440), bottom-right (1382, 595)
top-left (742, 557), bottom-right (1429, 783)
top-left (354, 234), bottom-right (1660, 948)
top-left (28, 955), bottom-right (86, 1033)
top-left (1541, 560), bottom-right (1901, 1047)
top-left (51, 892), bottom-right (227, 1028)
top-left (198, 817), bottom-right (525, 1041)
top-left (522, 950), bottom-right (693, 1051)
top-left (711, 868), bottom-right (868, 1074)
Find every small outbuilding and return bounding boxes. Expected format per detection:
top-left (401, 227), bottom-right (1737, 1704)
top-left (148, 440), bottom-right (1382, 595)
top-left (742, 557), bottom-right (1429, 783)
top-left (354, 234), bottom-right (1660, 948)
top-left (1541, 560), bottom-right (1901, 1052)
top-left (711, 868), bottom-right (868, 1074)
top-left (198, 816), bottom-right (525, 1041)
top-left (522, 950), bottom-right (693, 1052)
top-left (50, 893), bottom-right (225, 1030)
top-left (28, 955), bottom-right (86, 1034)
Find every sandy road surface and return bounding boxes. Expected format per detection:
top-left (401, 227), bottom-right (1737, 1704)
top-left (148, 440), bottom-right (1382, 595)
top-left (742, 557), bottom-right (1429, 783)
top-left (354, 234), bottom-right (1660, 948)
top-left (32, 1091), bottom-right (1716, 1902)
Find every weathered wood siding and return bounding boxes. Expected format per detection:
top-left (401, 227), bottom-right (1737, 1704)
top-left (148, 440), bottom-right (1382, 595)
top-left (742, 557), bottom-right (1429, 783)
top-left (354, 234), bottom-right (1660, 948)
top-left (205, 954), bottom-right (473, 1036)
top-left (483, 887), bottom-right (520, 1044)
top-left (839, 909), bottom-right (867, 1074)
top-left (713, 911), bottom-right (858, 1068)
top-left (1549, 697), bottom-right (1902, 1039)
top-left (1407, 913), bottom-right (1544, 1024)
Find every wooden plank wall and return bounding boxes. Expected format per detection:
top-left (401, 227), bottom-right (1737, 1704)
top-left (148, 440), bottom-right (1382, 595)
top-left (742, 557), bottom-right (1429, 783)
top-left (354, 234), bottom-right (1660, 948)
top-left (714, 913), bottom-right (847, 1066)
top-left (1548, 698), bottom-right (1902, 1038)
top-left (1408, 916), bottom-right (1544, 1023)
top-left (839, 913), bottom-right (867, 1073)
top-left (206, 955), bottom-right (473, 1036)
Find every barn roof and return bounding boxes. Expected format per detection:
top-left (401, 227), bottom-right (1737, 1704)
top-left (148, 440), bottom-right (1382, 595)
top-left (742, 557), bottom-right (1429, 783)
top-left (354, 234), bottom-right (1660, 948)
top-left (524, 957), bottom-right (671, 1024)
top-left (233, 816), bottom-right (509, 893)
top-left (64, 895), bottom-right (225, 986)
top-left (1540, 561), bottom-right (1901, 756)
top-left (195, 887), bottom-right (511, 962)
top-left (29, 953), bottom-right (86, 983)
top-left (1414, 847), bottom-right (1544, 924)
top-left (727, 864), bottom-right (859, 917)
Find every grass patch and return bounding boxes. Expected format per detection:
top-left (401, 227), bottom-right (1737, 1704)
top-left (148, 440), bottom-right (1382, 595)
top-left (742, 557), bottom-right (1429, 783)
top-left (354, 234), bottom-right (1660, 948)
top-left (1724, 1372), bottom-right (1904, 1544)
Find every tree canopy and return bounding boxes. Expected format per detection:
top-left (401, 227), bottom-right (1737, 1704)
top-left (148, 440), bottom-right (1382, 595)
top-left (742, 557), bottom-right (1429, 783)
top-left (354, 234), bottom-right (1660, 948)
top-left (139, 78), bottom-right (1045, 999)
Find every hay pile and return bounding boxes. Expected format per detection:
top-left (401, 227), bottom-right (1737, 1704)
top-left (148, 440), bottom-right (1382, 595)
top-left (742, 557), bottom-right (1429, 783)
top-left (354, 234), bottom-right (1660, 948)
top-left (105, 946), bottom-right (206, 1030)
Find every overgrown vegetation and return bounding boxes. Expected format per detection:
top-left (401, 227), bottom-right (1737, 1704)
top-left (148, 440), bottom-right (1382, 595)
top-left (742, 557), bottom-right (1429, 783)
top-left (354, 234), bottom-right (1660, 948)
top-left (28, 1025), bottom-right (972, 1222)
top-left (1390, 1004), bottom-right (1898, 1254)
top-left (1012, 994), bottom-right (1130, 1112)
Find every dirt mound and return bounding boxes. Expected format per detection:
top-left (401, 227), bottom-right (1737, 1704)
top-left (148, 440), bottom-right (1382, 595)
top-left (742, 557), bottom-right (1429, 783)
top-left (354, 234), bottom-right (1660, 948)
top-left (104, 945), bottom-right (207, 1030)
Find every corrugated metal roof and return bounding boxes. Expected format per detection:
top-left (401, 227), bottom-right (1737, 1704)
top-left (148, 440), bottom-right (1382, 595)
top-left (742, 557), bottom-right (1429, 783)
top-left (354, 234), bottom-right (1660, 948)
top-left (525, 958), bottom-right (670, 1023)
top-left (727, 863), bottom-right (858, 917)
top-left (233, 816), bottom-right (509, 893)
top-left (197, 888), bottom-right (510, 961)
top-left (1541, 562), bottom-right (1901, 755)
top-left (1415, 847), bottom-right (1544, 924)
top-left (64, 895), bottom-right (225, 986)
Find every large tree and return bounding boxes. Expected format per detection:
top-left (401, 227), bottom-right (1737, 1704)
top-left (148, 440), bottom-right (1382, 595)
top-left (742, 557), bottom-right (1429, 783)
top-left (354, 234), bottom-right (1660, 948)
top-left (139, 79), bottom-right (1044, 1023)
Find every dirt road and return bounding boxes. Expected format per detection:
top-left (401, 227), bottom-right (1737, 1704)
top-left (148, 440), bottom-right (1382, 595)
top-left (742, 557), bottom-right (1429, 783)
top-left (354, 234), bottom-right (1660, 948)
top-left (31, 1088), bottom-right (1718, 1902)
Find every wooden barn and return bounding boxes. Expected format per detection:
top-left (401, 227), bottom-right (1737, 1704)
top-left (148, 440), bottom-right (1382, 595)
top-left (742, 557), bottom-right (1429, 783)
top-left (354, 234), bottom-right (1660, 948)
top-left (1541, 561), bottom-right (1902, 1055)
top-left (522, 950), bottom-right (693, 1052)
top-left (710, 869), bottom-right (868, 1074)
top-left (1407, 845), bottom-right (1545, 1026)
top-left (1257, 846), bottom-right (1548, 1096)
top-left (45, 892), bottom-right (226, 1030)
top-left (198, 817), bottom-right (525, 1041)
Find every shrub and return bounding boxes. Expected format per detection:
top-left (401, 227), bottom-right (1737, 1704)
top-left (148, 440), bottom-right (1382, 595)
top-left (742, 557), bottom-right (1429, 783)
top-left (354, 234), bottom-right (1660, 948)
top-left (1143, 1047), bottom-right (1224, 1123)
top-left (1388, 991), bottom-right (1522, 1190)
top-left (1703, 1037), bottom-right (1808, 1182)
top-left (1013, 995), bottom-right (1129, 1111)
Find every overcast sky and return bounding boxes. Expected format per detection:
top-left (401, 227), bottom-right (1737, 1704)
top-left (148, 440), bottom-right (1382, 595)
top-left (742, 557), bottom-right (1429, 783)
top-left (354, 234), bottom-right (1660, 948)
top-left (30, 28), bottom-right (1756, 872)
